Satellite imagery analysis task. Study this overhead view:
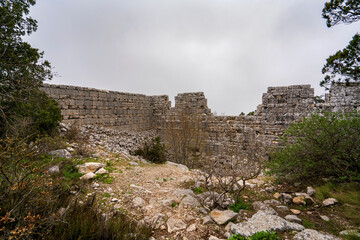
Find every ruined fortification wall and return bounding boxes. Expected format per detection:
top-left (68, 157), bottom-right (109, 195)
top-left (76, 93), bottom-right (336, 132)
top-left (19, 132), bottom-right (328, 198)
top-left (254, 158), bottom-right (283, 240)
top-left (41, 84), bottom-right (169, 131)
top-left (43, 83), bottom-right (360, 156)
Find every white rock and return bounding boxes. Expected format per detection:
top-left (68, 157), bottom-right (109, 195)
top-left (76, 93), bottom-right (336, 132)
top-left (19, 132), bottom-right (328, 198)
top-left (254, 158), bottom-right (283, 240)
top-left (132, 197), bottom-right (145, 207)
top-left (167, 218), bottom-right (187, 233)
top-left (202, 216), bottom-right (214, 225)
top-left (129, 162), bottom-right (139, 166)
top-left (307, 186), bottom-right (316, 196)
top-left (339, 230), bottom-right (360, 237)
top-left (179, 195), bottom-right (200, 209)
top-left (80, 172), bottom-right (95, 180)
top-left (320, 215), bottom-right (330, 221)
top-left (111, 198), bottom-right (119, 202)
top-left (170, 189), bottom-right (195, 202)
top-left (230, 210), bottom-right (304, 237)
top-left (210, 209), bottom-right (238, 225)
top-left (285, 214), bottom-right (302, 224)
top-left (293, 229), bottom-right (341, 240)
top-left (186, 223), bottom-right (196, 232)
top-left (95, 168), bottom-right (108, 174)
top-left (77, 162), bottom-right (105, 174)
top-left (166, 161), bottom-right (189, 171)
top-left (323, 198), bottom-right (338, 206)
top-left (49, 149), bottom-right (71, 159)
top-left (47, 165), bottom-right (60, 174)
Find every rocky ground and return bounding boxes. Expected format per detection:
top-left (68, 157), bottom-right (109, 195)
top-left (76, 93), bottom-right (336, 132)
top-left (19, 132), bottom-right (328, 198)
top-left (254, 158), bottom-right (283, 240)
top-left (49, 124), bottom-right (360, 240)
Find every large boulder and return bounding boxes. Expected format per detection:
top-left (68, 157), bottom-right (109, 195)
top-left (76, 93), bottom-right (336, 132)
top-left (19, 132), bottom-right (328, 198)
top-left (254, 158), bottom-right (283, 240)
top-left (230, 210), bottom-right (304, 237)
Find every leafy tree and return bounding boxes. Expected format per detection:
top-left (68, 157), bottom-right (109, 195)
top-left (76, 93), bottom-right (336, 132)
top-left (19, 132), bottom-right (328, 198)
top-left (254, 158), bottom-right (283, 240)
top-left (266, 112), bottom-right (360, 184)
top-left (0, 0), bottom-right (60, 139)
top-left (321, 0), bottom-right (360, 88)
top-left (322, 0), bottom-right (360, 27)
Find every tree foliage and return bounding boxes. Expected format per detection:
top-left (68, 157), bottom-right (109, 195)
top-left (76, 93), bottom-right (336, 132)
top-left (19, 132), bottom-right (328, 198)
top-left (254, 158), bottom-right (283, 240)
top-left (321, 33), bottom-right (360, 88)
top-left (266, 112), bottom-right (360, 184)
top-left (321, 0), bottom-right (360, 87)
top-left (0, 0), bottom-right (60, 139)
top-left (322, 0), bottom-right (360, 27)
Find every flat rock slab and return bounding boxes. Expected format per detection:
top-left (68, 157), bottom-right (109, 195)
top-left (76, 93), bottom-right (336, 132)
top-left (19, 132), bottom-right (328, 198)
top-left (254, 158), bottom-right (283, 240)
top-left (210, 209), bottom-right (238, 225)
top-left (293, 229), bottom-right (341, 240)
top-left (230, 210), bottom-right (304, 237)
top-left (167, 218), bottom-right (187, 233)
top-left (285, 214), bottom-right (302, 224)
top-left (132, 197), bottom-right (145, 207)
top-left (179, 195), bottom-right (200, 209)
top-left (170, 189), bottom-right (195, 202)
top-left (80, 172), bottom-right (95, 180)
top-left (77, 162), bottom-right (105, 174)
top-left (323, 198), bottom-right (337, 206)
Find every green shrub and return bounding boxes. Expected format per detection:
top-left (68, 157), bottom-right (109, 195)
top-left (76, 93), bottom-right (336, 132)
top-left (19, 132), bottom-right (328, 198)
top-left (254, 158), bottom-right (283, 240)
top-left (266, 111), bottom-right (360, 184)
top-left (193, 187), bottom-right (204, 194)
top-left (228, 231), bottom-right (279, 240)
top-left (229, 197), bottom-right (251, 212)
top-left (133, 137), bottom-right (167, 164)
top-left (1, 90), bottom-right (62, 140)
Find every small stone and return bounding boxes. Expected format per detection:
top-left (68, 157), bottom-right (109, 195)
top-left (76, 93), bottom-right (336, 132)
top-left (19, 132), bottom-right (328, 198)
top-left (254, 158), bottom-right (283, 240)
top-left (129, 162), bottom-right (139, 166)
top-left (95, 168), bottom-right (108, 174)
top-left (263, 199), bottom-right (281, 206)
top-left (339, 230), bottom-right (360, 237)
top-left (93, 183), bottom-right (100, 188)
top-left (210, 209), bottom-right (238, 225)
top-left (167, 218), bottom-right (187, 233)
top-left (111, 198), bottom-right (119, 202)
top-left (273, 192), bottom-right (280, 199)
top-left (320, 215), bottom-right (330, 221)
top-left (132, 197), bottom-right (145, 207)
top-left (290, 209), bottom-right (301, 215)
top-left (323, 198), bottom-right (338, 206)
top-left (179, 195), bottom-right (200, 209)
top-left (279, 193), bottom-right (292, 204)
top-left (265, 187), bottom-right (275, 193)
top-left (80, 172), bottom-right (95, 180)
top-left (307, 186), bottom-right (316, 196)
top-left (77, 162), bottom-right (105, 174)
top-left (49, 149), bottom-right (71, 159)
top-left (202, 216), bottom-right (214, 225)
top-left (285, 215), bottom-right (302, 224)
top-left (186, 223), bottom-right (196, 232)
top-left (293, 196), bottom-right (306, 205)
top-left (293, 229), bottom-right (340, 240)
top-left (276, 205), bottom-right (289, 211)
top-left (47, 165), bottom-right (60, 174)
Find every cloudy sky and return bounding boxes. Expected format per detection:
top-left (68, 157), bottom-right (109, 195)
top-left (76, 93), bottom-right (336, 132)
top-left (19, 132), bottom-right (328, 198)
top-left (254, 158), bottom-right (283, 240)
top-left (27, 0), bottom-right (360, 115)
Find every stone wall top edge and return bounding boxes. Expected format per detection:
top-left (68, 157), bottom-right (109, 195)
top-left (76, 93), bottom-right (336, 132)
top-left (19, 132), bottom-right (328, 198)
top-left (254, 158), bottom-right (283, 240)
top-left (43, 83), bottom-right (159, 98)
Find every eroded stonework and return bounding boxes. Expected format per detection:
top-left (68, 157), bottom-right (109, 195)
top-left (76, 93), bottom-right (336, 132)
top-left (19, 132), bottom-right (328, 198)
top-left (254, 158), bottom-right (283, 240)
top-left (42, 83), bottom-right (360, 156)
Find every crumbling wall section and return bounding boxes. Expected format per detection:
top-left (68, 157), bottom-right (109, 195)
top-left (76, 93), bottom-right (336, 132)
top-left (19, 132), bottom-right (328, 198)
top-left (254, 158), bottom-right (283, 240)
top-left (41, 84), bottom-right (169, 131)
top-left (42, 82), bottom-right (360, 156)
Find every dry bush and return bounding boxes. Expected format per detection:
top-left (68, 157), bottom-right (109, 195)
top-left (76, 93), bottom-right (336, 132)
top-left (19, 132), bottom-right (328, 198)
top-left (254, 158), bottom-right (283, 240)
top-left (164, 110), bottom-right (210, 168)
top-left (63, 122), bottom-right (91, 157)
top-left (198, 128), bottom-right (266, 210)
top-left (0, 137), bottom-right (68, 239)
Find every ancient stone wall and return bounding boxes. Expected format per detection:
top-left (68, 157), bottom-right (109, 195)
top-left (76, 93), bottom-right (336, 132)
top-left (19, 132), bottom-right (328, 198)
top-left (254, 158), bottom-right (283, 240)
top-left (43, 82), bottom-right (360, 156)
top-left (41, 84), bottom-right (169, 131)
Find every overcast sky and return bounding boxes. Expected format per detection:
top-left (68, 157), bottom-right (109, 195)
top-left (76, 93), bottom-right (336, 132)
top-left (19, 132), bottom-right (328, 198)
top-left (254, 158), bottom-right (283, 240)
top-left (27, 0), bottom-right (360, 115)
